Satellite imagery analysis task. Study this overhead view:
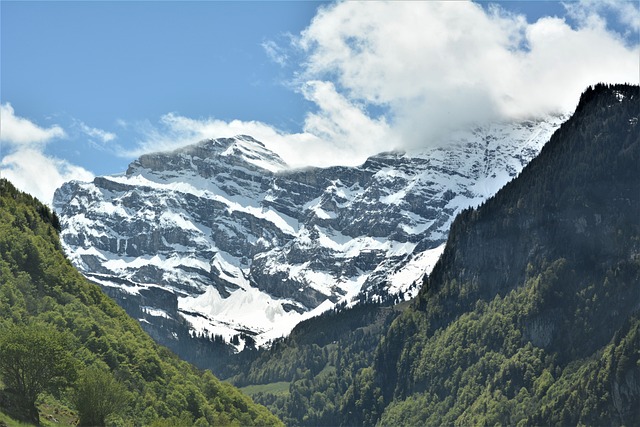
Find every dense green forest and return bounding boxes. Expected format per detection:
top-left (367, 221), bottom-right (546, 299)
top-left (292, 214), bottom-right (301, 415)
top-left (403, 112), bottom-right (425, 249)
top-left (0, 179), bottom-right (282, 426)
top-left (227, 83), bottom-right (640, 426)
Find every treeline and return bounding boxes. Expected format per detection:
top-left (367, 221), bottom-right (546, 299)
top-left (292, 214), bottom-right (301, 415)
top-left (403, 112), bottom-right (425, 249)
top-left (222, 301), bottom-right (402, 425)
top-left (0, 178), bottom-right (282, 426)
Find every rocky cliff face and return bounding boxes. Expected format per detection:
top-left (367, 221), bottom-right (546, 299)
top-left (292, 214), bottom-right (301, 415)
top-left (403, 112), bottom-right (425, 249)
top-left (54, 119), bottom-right (564, 354)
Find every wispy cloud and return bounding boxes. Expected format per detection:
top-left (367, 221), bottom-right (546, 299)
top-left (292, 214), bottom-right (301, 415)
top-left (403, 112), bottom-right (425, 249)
top-left (77, 120), bottom-right (117, 143)
top-left (0, 103), bottom-right (66, 146)
top-left (262, 40), bottom-right (289, 67)
top-left (120, 79), bottom-right (396, 169)
top-left (1, 149), bottom-right (94, 206)
top-left (564, 0), bottom-right (640, 33)
top-left (300, 80), bottom-right (394, 157)
top-left (120, 113), bottom-right (326, 168)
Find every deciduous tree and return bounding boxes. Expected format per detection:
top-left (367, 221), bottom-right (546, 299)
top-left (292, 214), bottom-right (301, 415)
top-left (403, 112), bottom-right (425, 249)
top-left (0, 322), bottom-right (76, 425)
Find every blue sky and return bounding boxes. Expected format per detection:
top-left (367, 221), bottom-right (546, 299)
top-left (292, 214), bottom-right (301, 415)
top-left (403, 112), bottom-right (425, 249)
top-left (1, 1), bottom-right (639, 204)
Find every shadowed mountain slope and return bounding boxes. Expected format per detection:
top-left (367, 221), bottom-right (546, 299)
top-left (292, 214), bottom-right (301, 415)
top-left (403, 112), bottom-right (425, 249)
top-left (371, 83), bottom-right (639, 425)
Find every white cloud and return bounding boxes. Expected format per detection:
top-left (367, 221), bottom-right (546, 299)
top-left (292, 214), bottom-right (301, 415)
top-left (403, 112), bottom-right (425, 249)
top-left (122, 112), bottom-right (341, 168)
top-left (1, 148), bottom-right (94, 206)
top-left (122, 79), bottom-right (398, 168)
top-left (124, 114), bottom-right (284, 158)
top-left (300, 80), bottom-right (395, 157)
top-left (295, 1), bottom-right (639, 149)
top-left (128, 1), bottom-right (639, 168)
top-left (0, 103), bottom-right (66, 146)
top-left (77, 121), bottom-right (117, 143)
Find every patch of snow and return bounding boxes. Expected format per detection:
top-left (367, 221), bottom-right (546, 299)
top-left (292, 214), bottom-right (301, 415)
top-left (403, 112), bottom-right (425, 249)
top-left (142, 306), bottom-right (172, 319)
top-left (159, 211), bottom-right (200, 232)
top-left (470, 169), bottom-right (513, 200)
top-left (178, 284), bottom-right (334, 348)
top-left (387, 243), bottom-right (446, 298)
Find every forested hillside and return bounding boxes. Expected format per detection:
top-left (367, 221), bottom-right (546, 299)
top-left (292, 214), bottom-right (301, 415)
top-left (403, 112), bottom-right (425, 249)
top-left (230, 83), bottom-right (640, 426)
top-left (0, 178), bottom-right (282, 426)
top-left (224, 301), bottom-right (399, 425)
top-left (372, 83), bottom-right (640, 425)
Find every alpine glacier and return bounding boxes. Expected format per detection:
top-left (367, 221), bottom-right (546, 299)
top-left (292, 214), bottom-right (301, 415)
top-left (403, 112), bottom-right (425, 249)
top-left (54, 117), bottom-right (565, 353)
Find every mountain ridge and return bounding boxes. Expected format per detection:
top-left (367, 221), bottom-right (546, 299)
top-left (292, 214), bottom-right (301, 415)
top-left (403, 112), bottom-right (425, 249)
top-left (54, 115), bottom-right (565, 365)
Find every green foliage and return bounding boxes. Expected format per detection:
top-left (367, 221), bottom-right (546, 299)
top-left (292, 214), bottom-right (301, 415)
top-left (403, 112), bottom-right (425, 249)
top-left (226, 302), bottom-right (400, 426)
top-left (532, 316), bottom-right (640, 425)
top-left (0, 322), bottom-right (77, 425)
top-left (378, 315), bottom-right (640, 426)
top-left (0, 178), bottom-right (282, 426)
top-left (73, 365), bottom-right (129, 426)
top-left (240, 381), bottom-right (290, 396)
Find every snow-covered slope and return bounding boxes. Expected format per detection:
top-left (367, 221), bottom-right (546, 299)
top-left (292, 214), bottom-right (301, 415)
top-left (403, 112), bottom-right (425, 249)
top-left (54, 119), bottom-right (565, 350)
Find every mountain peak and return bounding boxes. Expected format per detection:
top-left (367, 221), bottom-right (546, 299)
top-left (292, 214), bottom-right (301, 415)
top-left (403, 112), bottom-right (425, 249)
top-left (217, 135), bottom-right (288, 173)
top-left (126, 135), bottom-right (288, 177)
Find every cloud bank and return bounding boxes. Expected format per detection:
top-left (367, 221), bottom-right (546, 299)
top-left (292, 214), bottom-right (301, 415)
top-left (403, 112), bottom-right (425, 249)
top-left (4, 0), bottom-right (636, 189)
top-left (295, 1), bottom-right (638, 150)
top-left (130, 1), bottom-right (638, 168)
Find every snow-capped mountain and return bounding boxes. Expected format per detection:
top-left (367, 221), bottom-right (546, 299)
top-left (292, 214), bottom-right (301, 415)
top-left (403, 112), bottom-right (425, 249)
top-left (54, 118), bottom-right (565, 351)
